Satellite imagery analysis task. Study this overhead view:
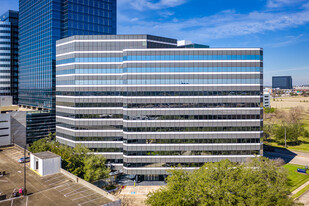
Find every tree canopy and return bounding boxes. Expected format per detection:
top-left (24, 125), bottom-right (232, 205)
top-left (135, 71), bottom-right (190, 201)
top-left (29, 133), bottom-right (110, 182)
top-left (146, 157), bottom-right (299, 206)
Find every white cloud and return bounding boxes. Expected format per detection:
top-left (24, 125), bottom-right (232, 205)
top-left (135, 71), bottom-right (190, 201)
top-left (267, 0), bottom-right (306, 8)
top-left (130, 18), bottom-right (139, 22)
top-left (118, 4), bottom-right (309, 43)
top-left (265, 66), bottom-right (309, 73)
top-left (118, 0), bottom-right (187, 11)
top-left (270, 34), bottom-right (305, 48)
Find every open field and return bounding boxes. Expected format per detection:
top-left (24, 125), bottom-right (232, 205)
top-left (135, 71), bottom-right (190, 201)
top-left (271, 96), bottom-right (309, 110)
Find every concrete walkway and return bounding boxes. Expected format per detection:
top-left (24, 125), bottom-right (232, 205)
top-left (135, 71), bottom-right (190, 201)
top-left (292, 180), bottom-right (309, 195)
top-left (117, 186), bottom-right (162, 206)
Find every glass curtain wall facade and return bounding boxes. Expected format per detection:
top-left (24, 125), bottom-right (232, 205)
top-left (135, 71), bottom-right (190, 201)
top-left (0, 21), bottom-right (11, 97)
top-left (19, 0), bottom-right (116, 143)
top-left (0, 10), bottom-right (18, 103)
top-left (56, 35), bottom-right (177, 169)
top-left (56, 35), bottom-right (263, 179)
top-left (123, 48), bottom-right (263, 180)
top-left (272, 76), bottom-right (292, 89)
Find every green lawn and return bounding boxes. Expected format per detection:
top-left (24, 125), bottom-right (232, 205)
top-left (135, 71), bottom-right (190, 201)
top-left (283, 164), bottom-right (309, 192)
top-left (265, 137), bottom-right (309, 153)
top-left (301, 118), bottom-right (309, 129)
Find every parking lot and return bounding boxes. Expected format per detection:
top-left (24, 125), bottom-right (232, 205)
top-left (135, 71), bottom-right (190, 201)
top-left (0, 146), bottom-right (113, 206)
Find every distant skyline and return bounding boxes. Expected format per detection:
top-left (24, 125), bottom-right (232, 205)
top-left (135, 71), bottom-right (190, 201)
top-left (1, 0), bottom-right (309, 85)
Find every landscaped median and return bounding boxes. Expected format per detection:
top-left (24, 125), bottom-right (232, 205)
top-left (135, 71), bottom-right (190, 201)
top-left (283, 163), bottom-right (309, 199)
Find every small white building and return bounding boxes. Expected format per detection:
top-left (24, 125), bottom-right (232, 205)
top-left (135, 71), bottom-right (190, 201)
top-left (30, 151), bottom-right (61, 176)
top-left (263, 92), bottom-right (271, 108)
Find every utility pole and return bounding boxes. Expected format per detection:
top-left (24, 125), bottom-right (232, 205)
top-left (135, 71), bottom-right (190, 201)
top-left (285, 127), bottom-right (287, 148)
top-left (23, 146), bottom-right (27, 196)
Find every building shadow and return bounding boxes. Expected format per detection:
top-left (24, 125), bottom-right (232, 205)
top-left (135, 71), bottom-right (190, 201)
top-left (264, 145), bottom-right (298, 164)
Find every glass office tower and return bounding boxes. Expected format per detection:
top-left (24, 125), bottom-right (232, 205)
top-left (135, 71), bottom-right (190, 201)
top-left (56, 35), bottom-right (263, 180)
top-left (19, 0), bottom-right (116, 143)
top-left (272, 76), bottom-right (292, 89)
top-left (0, 10), bottom-right (18, 104)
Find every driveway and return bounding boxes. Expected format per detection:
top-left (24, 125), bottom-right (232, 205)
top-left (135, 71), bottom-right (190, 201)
top-left (264, 147), bottom-right (309, 166)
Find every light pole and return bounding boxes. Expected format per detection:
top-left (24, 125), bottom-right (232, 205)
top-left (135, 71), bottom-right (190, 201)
top-left (23, 146), bottom-right (27, 196)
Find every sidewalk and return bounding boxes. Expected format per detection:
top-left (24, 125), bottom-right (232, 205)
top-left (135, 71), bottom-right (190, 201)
top-left (292, 180), bottom-right (309, 195)
top-left (117, 186), bottom-right (162, 206)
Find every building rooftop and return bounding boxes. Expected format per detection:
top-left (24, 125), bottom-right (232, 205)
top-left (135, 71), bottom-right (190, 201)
top-left (0, 105), bottom-right (19, 112)
top-left (0, 146), bottom-right (118, 206)
top-left (32, 151), bottom-right (60, 159)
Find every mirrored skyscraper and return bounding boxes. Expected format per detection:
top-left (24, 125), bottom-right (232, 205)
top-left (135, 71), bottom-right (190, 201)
top-left (19, 0), bottom-right (116, 142)
top-left (0, 10), bottom-right (19, 104)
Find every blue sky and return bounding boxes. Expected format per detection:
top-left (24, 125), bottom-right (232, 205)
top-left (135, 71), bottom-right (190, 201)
top-left (1, 0), bottom-right (309, 85)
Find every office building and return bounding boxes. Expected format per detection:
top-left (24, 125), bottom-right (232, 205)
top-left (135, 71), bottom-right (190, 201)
top-left (56, 35), bottom-right (263, 180)
top-left (56, 35), bottom-right (177, 170)
top-left (0, 96), bottom-right (27, 147)
top-left (272, 76), bottom-right (292, 89)
top-left (263, 92), bottom-right (270, 108)
top-left (0, 10), bottom-right (18, 104)
top-left (18, 0), bottom-right (117, 143)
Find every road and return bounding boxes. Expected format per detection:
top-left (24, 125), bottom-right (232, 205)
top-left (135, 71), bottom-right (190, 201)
top-left (264, 150), bottom-right (309, 166)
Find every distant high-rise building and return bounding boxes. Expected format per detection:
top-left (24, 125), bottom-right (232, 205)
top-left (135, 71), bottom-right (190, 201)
top-left (18, 0), bottom-right (117, 143)
top-left (0, 10), bottom-right (19, 104)
top-left (272, 76), bottom-right (292, 89)
top-left (56, 35), bottom-right (263, 180)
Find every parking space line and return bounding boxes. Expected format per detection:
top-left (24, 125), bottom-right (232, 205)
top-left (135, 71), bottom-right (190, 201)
top-left (78, 197), bottom-right (104, 206)
top-left (44, 176), bottom-right (62, 182)
top-left (72, 193), bottom-right (96, 201)
top-left (54, 182), bottom-right (70, 190)
top-left (65, 189), bottom-right (90, 197)
top-left (49, 178), bottom-right (66, 186)
top-left (53, 183), bottom-right (71, 190)
top-left (64, 187), bottom-right (85, 196)
top-left (57, 184), bottom-right (77, 192)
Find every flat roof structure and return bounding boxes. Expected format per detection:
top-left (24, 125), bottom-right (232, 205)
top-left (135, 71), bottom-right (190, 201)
top-left (32, 151), bottom-right (60, 159)
top-left (0, 146), bottom-right (119, 206)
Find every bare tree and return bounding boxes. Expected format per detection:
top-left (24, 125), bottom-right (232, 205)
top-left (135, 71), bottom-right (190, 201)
top-left (287, 106), bottom-right (304, 124)
top-left (273, 158), bottom-right (286, 167)
top-left (121, 195), bottom-right (134, 206)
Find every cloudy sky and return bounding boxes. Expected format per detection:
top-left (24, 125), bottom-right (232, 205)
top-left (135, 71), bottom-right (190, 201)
top-left (1, 0), bottom-right (309, 85)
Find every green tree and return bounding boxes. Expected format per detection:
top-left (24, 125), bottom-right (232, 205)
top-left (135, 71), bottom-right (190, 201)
top-left (29, 136), bottom-right (54, 153)
top-left (264, 107), bottom-right (275, 114)
top-left (146, 157), bottom-right (298, 206)
top-left (83, 155), bottom-right (110, 182)
top-left (263, 123), bottom-right (274, 139)
top-left (274, 124), bottom-right (304, 145)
